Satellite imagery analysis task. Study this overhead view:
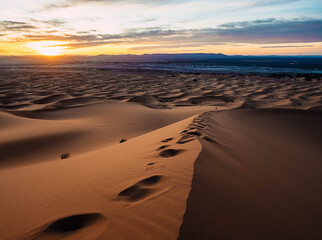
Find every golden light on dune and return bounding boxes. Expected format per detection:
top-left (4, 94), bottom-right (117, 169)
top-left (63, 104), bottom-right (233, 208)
top-left (27, 41), bottom-right (67, 56)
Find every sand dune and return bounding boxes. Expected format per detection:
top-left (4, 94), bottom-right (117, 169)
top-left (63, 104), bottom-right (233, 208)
top-left (128, 95), bottom-right (166, 108)
top-left (0, 69), bottom-right (321, 240)
top-left (52, 97), bottom-right (106, 109)
top-left (0, 109), bottom-right (201, 240)
top-left (0, 103), bottom-right (214, 168)
top-left (32, 94), bottom-right (70, 105)
top-left (179, 109), bottom-right (322, 240)
top-left (0, 69), bottom-right (321, 111)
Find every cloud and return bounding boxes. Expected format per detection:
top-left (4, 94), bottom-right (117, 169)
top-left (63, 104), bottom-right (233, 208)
top-left (40, 0), bottom-right (301, 11)
top-left (215, 19), bottom-right (322, 43)
top-left (0, 19), bottom-right (67, 35)
top-left (41, 0), bottom-right (181, 11)
top-left (219, 18), bottom-right (279, 28)
top-left (0, 21), bottom-right (37, 31)
top-left (29, 19), bottom-right (66, 27)
top-left (1, 18), bottom-right (321, 50)
top-left (0, 18), bottom-right (71, 43)
top-left (251, 0), bottom-right (301, 7)
top-left (261, 45), bottom-right (315, 48)
top-left (129, 43), bottom-right (204, 50)
top-left (43, 0), bottom-right (114, 10)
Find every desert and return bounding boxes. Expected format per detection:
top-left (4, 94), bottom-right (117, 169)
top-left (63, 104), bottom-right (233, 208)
top-left (0, 67), bottom-right (321, 239)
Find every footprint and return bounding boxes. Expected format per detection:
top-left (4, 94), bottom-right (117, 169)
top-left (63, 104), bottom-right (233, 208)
top-left (196, 123), bottom-right (207, 128)
top-left (33, 213), bottom-right (107, 239)
top-left (118, 175), bottom-right (163, 202)
top-left (177, 135), bottom-right (195, 144)
top-left (45, 214), bottom-right (103, 232)
top-left (118, 186), bottom-right (151, 201)
top-left (159, 149), bottom-right (184, 157)
top-left (138, 175), bottom-right (162, 185)
top-left (60, 153), bottom-right (70, 160)
top-left (161, 137), bottom-right (174, 143)
top-left (157, 145), bottom-right (169, 151)
top-left (186, 131), bottom-right (202, 136)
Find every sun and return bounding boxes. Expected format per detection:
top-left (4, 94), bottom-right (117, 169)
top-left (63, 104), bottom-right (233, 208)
top-left (27, 41), bottom-right (67, 56)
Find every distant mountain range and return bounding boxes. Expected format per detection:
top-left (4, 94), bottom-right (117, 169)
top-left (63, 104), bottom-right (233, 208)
top-left (92, 53), bottom-right (229, 62)
top-left (0, 53), bottom-right (229, 64)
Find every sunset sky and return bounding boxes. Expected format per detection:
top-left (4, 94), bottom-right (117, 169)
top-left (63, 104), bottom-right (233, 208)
top-left (0, 0), bottom-right (321, 55)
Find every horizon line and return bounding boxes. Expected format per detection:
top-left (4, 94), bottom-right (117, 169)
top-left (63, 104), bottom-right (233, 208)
top-left (1, 53), bottom-right (322, 57)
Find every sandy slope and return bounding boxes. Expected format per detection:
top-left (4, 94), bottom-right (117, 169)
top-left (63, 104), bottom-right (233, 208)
top-left (0, 103), bottom-right (215, 168)
top-left (179, 109), bottom-right (322, 240)
top-left (0, 106), bottom-right (202, 240)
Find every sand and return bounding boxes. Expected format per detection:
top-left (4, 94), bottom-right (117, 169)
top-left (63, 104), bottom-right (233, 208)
top-left (179, 109), bottom-right (322, 240)
top-left (1, 69), bottom-right (321, 111)
top-left (0, 68), bottom-right (321, 240)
